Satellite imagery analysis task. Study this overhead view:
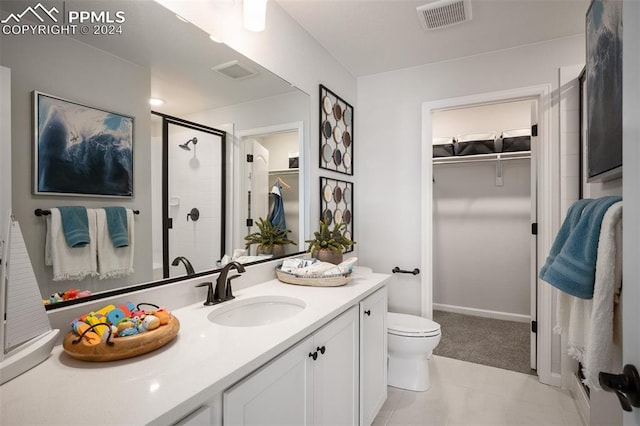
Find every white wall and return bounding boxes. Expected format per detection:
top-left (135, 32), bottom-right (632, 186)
top-left (0, 66), bottom-right (11, 252)
top-left (432, 100), bottom-right (532, 138)
top-left (0, 33), bottom-right (153, 298)
top-left (357, 35), bottom-right (584, 316)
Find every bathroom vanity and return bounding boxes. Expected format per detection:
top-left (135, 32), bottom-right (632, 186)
top-left (0, 271), bottom-right (389, 426)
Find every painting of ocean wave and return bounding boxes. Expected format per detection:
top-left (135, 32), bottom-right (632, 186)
top-left (586, 0), bottom-right (622, 180)
top-left (34, 92), bottom-right (133, 197)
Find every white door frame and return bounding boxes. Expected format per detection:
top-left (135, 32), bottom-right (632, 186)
top-left (421, 84), bottom-right (558, 385)
top-left (235, 122), bottom-right (306, 251)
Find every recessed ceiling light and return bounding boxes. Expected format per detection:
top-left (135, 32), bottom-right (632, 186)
top-left (175, 14), bottom-right (189, 23)
top-left (209, 33), bottom-right (223, 43)
top-left (149, 98), bottom-right (165, 106)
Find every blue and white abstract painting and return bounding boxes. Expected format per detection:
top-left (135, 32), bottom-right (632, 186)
top-left (586, 0), bottom-right (622, 180)
top-left (35, 92), bottom-right (133, 197)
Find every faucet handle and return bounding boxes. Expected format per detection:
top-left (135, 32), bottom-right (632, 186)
top-left (225, 275), bottom-right (242, 301)
top-left (195, 282), bottom-right (216, 306)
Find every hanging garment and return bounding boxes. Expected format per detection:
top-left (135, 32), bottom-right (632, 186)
top-left (268, 181), bottom-right (286, 231)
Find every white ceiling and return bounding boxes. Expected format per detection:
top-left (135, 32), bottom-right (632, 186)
top-left (277, 0), bottom-right (589, 77)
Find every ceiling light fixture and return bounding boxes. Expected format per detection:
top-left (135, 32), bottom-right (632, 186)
top-left (243, 0), bottom-right (268, 32)
top-left (149, 98), bottom-right (165, 106)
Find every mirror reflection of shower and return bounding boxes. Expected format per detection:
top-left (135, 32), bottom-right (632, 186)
top-left (151, 112), bottom-right (226, 279)
top-left (179, 137), bottom-right (198, 151)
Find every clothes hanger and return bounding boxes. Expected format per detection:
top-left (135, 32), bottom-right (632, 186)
top-left (273, 176), bottom-right (291, 189)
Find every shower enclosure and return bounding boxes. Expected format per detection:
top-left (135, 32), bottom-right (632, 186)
top-left (151, 113), bottom-right (226, 278)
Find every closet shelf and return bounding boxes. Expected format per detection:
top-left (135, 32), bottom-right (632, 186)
top-left (433, 151), bottom-right (531, 165)
top-left (268, 168), bottom-right (299, 175)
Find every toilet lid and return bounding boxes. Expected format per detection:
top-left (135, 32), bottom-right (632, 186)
top-left (388, 312), bottom-right (441, 337)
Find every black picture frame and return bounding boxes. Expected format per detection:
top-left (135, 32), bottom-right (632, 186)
top-left (585, 0), bottom-right (623, 182)
top-left (319, 85), bottom-right (354, 175)
top-left (33, 91), bottom-right (134, 197)
top-left (319, 177), bottom-right (354, 253)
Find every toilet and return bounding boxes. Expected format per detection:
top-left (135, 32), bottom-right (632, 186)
top-left (387, 312), bottom-right (441, 392)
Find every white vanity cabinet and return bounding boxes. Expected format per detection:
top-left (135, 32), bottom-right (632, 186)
top-left (359, 287), bottom-right (388, 426)
top-left (223, 306), bottom-right (359, 425)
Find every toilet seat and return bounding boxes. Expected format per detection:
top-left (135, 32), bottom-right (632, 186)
top-left (388, 312), bottom-right (440, 337)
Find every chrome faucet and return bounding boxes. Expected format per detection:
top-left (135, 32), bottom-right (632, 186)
top-left (195, 261), bottom-right (245, 306)
top-left (172, 256), bottom-right (195, 276)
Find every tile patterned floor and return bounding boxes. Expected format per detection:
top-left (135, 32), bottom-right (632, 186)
top-left (373, 356), bottom-right (585, 426)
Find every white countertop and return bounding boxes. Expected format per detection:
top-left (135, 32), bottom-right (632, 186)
top-left (0, 271), bottom-right (389, 426)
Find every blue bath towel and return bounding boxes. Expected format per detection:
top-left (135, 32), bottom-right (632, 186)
top-left (538, 198), bottom-right (593, 279)
top-left (57, 206), bottom-right (90, 248)
top-left (269, 182), bottom-right (287, 232)
top-left (541, 196), bottom-right (622, 299)
top-left (103, 207), bottom-right (129, 248)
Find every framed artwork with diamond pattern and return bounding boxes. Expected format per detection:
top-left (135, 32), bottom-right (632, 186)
top-left (319, 85), bottom-right (353, 175)
top-left (319, 177), bottom-right (354, 253)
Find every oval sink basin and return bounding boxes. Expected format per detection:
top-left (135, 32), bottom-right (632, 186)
top-left (208, 296), bottom-right (306, 327)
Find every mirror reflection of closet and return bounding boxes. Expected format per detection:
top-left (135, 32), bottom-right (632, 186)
top-left (241, 126), bottom-right (302, 256)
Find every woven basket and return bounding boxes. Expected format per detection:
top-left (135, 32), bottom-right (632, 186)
top-left (276, 267), bottom-right (351, 287)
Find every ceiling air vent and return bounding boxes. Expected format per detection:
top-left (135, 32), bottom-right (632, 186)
top-left (417, 0), bottom-right (472, 31)
top-left (212, 60), bottom-right (258, 80)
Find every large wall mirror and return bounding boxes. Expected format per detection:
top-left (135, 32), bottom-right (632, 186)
top-left (0, 0), bottom-right (309, 309)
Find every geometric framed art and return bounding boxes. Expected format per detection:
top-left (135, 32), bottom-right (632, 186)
top-left (33, 91), bottom-right (134, 197)
top-left (319, 85), bottom-right (353, 175)
top-left (320, 177), bottom-right (354, 253)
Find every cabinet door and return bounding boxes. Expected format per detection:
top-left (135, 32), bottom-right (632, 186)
top-left (360, 287), bottom-right (388, 426)
top-left (312, 306), bottom-right (359, 426)
top-left (223, 336), bottom-right (315, 426)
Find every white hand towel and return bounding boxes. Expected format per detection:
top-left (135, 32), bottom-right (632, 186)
top-left (45, 208), bottom-right (98, 281)
top-left (96, 208), bottom-right (135, 279)
top-left (582, 201), bottom-right (623, 389)
top-left (555, 290), bottom-right (592, 362)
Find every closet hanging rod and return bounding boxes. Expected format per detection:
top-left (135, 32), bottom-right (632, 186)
top-left (433, 151), bottom-right (531, 166)
top-left (34, 208), bottom-right (140, 216)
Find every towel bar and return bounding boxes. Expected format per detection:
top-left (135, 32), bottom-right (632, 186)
top-left (392, 267), bottom-right (420, 275)
top-left (35, 208), bottom-right (140, 216)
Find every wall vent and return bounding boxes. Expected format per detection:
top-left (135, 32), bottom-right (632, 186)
top-left (212, 60), bottom-right (258, 80)
top-left (416, 0), bottom-right (472, 31)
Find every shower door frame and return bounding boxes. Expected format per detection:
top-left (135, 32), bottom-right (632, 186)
top-left (152, 112), bottom-right (226, 278)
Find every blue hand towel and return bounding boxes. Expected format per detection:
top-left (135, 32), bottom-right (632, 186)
top-left (541, 196), bottom-right (622, 299)
top-left (539, 198), bottom-right (593, 279)
top-left (57, 206), bottom-right (90, 248)
top-left (103, 207), bottom-right (129, 248)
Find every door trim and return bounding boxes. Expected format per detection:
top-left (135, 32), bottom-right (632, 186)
top-left (421, 84), bottom-right (557, 385)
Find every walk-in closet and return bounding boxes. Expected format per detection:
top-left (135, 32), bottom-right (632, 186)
top-left (431, 100), bottom-right (536, 374)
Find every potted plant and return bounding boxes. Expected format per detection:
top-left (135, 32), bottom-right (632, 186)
top-left (244, 217), bottom-right (296, 257)
top-left (306, 220), bottom-right (356, 264)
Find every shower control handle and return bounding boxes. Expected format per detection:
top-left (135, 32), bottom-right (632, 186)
top-left (186, 208), bottom-right (200, 222)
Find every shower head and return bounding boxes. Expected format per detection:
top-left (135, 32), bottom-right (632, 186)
top-left (179, 137), bottom-right (198, 151)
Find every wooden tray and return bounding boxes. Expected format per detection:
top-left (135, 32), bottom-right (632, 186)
top-left (276, 268), bottom-right (351, 287)
top-left (62, 316), bottom-right (180, 362)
